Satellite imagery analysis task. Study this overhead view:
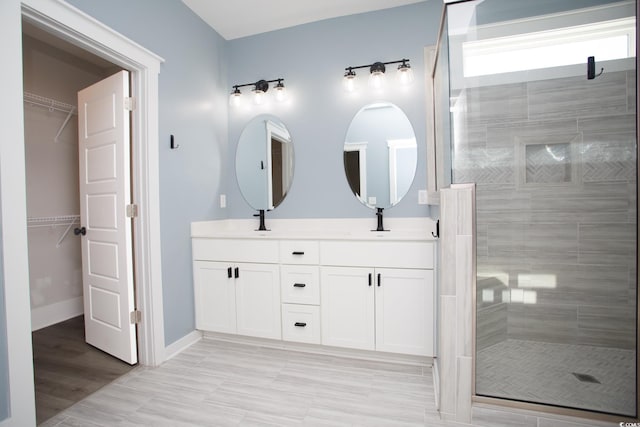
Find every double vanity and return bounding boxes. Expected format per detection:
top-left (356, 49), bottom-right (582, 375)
top-left (191, 218), bottom-right (436, 358)
top-left (194, 100), bottom-right (435, 358)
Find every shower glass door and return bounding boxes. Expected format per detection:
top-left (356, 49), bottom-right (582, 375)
top-left (447, 0), bottom-right (638, 417)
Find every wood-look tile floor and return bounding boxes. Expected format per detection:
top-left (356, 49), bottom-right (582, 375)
top-left (33, 316), bottom-right (136, 425)
top-left (40, 338), bottom-right (467, 427)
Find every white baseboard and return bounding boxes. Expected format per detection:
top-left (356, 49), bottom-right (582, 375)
top-left (164, 329), bottom-right (203, 361)
top-left (31, 296), bottom-right (83, 331)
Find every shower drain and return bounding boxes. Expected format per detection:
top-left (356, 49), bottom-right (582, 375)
top-left (572, 372), bottom-right (601, 384)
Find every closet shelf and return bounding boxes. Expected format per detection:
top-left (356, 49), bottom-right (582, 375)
top-left (27, 215), bottom-right (80, 226)
top-left (23, 92), bottom-right (77, 115)
top-left (23, 92), bottom-right (77, 143)
top-left (27, 215), bottom-right (81, 248)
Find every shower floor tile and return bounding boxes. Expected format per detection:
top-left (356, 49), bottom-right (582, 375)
top-left (476, 339), bottom-right (635, 417)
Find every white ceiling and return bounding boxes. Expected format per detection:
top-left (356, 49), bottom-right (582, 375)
top-left (182, 0), bottom-right (427, 40)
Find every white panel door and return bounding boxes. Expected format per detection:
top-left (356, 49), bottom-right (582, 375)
top-left (375, 268), bottom-right (433, 356)
top-left (320, 266), bottom-right (375, 350)
top-left (235, 263), bottom-right (281, 339)
top-left (193, 261), bottom-right (237, 333)
top-left (78, 70), bottom-right (137, 364)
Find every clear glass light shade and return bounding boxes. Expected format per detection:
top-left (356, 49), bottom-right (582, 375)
top-left (343, 72), bottom-right (357, 92)
top-left (253, 89), bottom-right (265, 105)
top-left (368, 70), bottom-right (385, 89)
top-left (397, 64), bottom-right (414, 85)
top-left (229, 90), bottom-right (242, 107)
top-left (274, 84), bottom-right (287, 102)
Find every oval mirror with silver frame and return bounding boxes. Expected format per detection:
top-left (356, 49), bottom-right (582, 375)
top-left (236, 115), bottom-right (294, 211)
top-left (343, 102), bottom-right (417, 210)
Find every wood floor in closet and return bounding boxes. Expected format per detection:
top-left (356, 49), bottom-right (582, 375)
top-left (32, 315), bottom-right (136, 425)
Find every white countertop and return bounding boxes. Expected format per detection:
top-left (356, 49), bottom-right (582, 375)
top-left (191, 218), bottom-right (438, 241)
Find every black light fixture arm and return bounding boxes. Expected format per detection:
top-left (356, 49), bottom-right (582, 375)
top-left (344, 58), bottom-right (410, 73)
top-left (232, 78), bottom-right (284, 92)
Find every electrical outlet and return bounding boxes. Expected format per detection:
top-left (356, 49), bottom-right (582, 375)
top-left (220, 194), bottom-right (226, 208)
top-left (418, 190), bottom-right (428, 205)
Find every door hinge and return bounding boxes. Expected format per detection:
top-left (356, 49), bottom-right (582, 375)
top-left (130, 310), bottom-right (142, 324)
top-left (126, 204), bottom-right (138, 218)
top-left (124, 96), bottom-right (136, 111)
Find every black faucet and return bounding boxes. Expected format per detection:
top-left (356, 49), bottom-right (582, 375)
top-left (254, 209), bottom-right (268, 231)
top-left (374, 207), bottom-right (388, 232)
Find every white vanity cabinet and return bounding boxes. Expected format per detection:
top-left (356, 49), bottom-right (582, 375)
top-left (320, 266), bottom-right (375, 350)
top-left (234, 262), bottom-right (281, 339)
top-left (374, 268), bottom-right (433, 355)
top-left (192, 239), bottom-right (282, 340)
top-left (320, 241), bottom-right (434, 356)
top-left (191, 221), bottom-right (436, 358)
top-left (193, 261), bottom-right (238, 334)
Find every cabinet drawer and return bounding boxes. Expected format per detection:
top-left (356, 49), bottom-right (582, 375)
top-left (319, 241), bottom-right (434, 269)
top-left (280, 265), bottom-right (320, 305)
top-left (279, 240), bottom-right (319, 264)
top-left (282, 304), bottom-right (321, 344)
top-left (192, 238), bottom-right (278, 263)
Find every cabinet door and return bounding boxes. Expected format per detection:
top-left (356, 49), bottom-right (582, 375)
top-left (235, 263), bottom-right (282, 340)
top-left (193, 261), bottom-right (236, 334)
top-left (320, 266), bottom-right (375, 350)
top-left (375, 268), bottom-right (433, 356)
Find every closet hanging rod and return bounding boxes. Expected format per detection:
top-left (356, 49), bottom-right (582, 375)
top-left (23, 91), bottom-right (77, 115)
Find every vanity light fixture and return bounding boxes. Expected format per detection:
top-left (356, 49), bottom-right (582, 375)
top-left (369, 62), bottom-right (386, 89)
top-left (343, 69), bottom-right (357, 92)
top-left (229, 78), bottom-right (286, 106)
top-left (396, 59), bottom-right (414, 85)
top-left (342, 58), bottom-right (413, 92)
top-left (274, 79), bottom-right (287, 102)
top-left (229, 87), bottom-right (242, 107)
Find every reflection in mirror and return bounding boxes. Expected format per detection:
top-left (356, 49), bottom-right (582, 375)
top-left (236, 115), bottom-right (294, 211)
top-left (343, 103), bottom-right (417, 209)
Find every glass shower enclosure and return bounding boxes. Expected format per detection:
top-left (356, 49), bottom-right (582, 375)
top-left (442, 0), bottom-right (638, 417)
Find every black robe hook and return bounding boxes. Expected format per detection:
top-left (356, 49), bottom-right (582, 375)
top-left (587, 56), bottom-right (604, 80)
top-left (432, 219), bottom-right (439, 239)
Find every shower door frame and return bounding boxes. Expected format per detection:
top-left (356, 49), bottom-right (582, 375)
top-left (432, 0), bottom-right (640, 422)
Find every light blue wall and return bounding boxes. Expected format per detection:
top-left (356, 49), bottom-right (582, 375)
top-left (0, 189), bottom-right (8, 420)
top-left (227, 1), bottom-right (442, 220)
top-left (65, 0), bottom-right (229, 345)
top-left (62, 0), bottom-right (441, 346)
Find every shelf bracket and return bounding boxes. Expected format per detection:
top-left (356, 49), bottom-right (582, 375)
top-left (55, 217), bottom-right (79, 248)
top-left (54, 107), bottom-right (76, 143)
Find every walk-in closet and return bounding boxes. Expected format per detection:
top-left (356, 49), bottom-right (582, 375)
top-left (22, 20), bottom-right (135, 425)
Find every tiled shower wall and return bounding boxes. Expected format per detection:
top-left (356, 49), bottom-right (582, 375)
top-left (452, 70), bottom-right (637, 351)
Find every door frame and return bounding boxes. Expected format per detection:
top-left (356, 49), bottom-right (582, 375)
top-left (344, 142), bottom-right (368, 203)
top-left (21, 0), bottom-right (166, 364)
top-left (2, 0), bottom-right (165, 424)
